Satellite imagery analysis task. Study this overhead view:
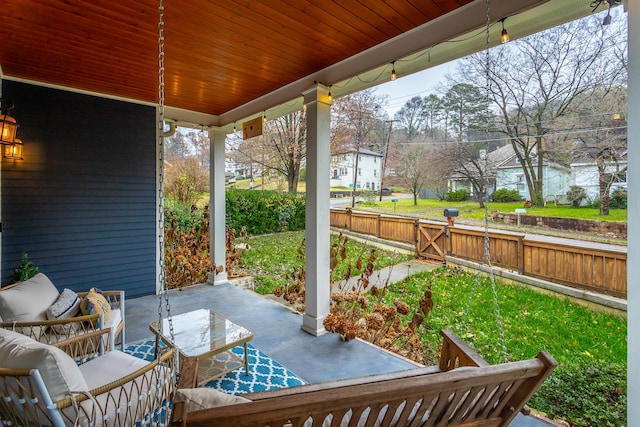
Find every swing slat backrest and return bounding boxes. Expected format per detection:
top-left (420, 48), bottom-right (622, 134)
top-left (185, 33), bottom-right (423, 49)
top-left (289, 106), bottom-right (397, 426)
top-left (171, 330), bottom-right (557, 427)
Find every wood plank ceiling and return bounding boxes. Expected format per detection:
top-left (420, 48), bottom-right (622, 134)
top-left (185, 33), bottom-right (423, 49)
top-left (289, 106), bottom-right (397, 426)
top-left (0, 0), bottom-right (471, 118)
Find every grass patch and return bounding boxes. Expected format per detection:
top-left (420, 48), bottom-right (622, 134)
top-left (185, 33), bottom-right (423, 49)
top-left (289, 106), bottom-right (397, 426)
top-left (239, 231), bottom-right (627, 426)
top-left (358, 199), bottom-right (627, 222)
top-left (381, 267), bottom-right (627, 427)
top-left (238, 231), bottom-right (412, 294)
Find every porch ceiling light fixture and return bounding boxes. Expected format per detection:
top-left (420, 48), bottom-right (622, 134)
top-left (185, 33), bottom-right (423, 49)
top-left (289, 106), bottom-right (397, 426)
top-left (0, 100), bottom-right (19, 145)
top-left (500, 18), bottom-right (510, 44)
top-left (390, 61), bottom-right (397, 81)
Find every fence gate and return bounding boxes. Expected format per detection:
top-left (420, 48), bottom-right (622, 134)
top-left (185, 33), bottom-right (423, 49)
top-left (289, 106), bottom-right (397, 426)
top-left (417, 222), bottom-right (447, 262)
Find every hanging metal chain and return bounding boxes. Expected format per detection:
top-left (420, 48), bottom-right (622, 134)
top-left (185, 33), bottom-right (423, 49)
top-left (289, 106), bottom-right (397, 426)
top-left (157, 0), bottom-right (176, 357)
top-left (461, 0), bottom-right (509, 364)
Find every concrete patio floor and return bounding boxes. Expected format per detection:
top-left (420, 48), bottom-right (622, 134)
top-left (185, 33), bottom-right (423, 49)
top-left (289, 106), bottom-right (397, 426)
top-left (125, 282), bottom-right (556, 427)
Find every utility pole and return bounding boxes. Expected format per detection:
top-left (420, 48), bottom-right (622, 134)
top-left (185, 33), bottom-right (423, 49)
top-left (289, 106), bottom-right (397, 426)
top-left (379, 120), bottom-right (397, 201)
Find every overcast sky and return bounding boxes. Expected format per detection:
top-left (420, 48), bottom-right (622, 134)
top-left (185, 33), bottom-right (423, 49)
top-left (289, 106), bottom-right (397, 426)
top-left (373, 61), bottom-right (456, 118)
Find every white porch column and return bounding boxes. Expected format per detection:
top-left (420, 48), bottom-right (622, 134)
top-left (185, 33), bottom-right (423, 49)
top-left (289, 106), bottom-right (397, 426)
top-left (628, 1), bottom-right (638, 424)
top-left (301, 84), bottom-right (332, 336)
top-left (207, 127), bottom-right (228, 284)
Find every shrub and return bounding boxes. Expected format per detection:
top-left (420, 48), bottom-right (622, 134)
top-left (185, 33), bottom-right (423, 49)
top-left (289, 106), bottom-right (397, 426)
top-left (445, 189), bottom-right (469, 202)
top-left (164, 204), bottom-right (212, 288)
top-left (566, 185), bottom-right (588, 207)
top-left (529, 359), bottom-right (626, 427)
top-left (164, 157), bottom-right (209, 205)
top-left (165, 198), bottom-right (206, 232)
top-left (490, 188), bottom-right (523, 202)
top-left (609, 188), bottom-right (627, 209)
top-left (226, 189), bottom-right (305, 235)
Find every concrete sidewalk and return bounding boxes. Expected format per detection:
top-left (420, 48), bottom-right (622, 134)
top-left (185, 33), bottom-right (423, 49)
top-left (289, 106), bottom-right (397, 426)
top-left (333, 259), bottom-right (439, 292)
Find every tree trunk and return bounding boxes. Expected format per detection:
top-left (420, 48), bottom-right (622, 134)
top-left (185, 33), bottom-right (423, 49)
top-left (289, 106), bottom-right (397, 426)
top-left (599, 167), bottom-right (610, 216)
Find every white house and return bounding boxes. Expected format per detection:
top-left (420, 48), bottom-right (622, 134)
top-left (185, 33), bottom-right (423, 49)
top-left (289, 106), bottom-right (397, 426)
top-left (495, 156), bottom-right (570, 202)
top-left (448, 144), bottom-right (516, 198)
top-left (331, 147), bottom-right (383, 191)
top-left (570, 156), bottom-right (628, 202)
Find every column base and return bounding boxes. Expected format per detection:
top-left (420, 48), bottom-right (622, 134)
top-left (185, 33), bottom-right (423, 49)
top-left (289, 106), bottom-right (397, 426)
top-left (301, 313), bottom-right (328, 336)
top-left (207, 271), bottom-right (228, 285)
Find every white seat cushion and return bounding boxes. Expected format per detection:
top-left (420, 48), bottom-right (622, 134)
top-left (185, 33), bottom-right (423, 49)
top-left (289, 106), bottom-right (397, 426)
top-left (78, 351), bottom-right (172, 427)
top-left (79, 350), bottom-right (149, 390)
top-left (175, 388), bottom-right (250, 411)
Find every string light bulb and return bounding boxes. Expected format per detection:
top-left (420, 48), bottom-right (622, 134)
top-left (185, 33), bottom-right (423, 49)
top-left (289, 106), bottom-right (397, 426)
top-left (602, 7), bottom-right (612, 25)
top-left (500, 18), bottom-right (510, 43)
top-left (233, 122), bottom-right (237, 133)
top-left (328, 85), bottom-right (333, 102)
top-left (263, 112), bottom-right (267, 123)
top-left (390, 61), bottom-right (397, 81)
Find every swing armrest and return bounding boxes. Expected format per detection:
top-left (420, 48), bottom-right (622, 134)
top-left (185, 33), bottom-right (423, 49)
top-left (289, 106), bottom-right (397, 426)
top-left (439, 328), bottom-right (489, 371)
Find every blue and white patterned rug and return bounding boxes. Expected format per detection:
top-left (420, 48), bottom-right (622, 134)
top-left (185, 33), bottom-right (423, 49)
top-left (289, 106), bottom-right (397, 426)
top-left (125, 339), bottom-right (305, 395)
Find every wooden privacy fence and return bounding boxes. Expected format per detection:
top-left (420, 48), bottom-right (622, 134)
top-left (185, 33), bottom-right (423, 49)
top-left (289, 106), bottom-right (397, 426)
top-left (330, 208), bottom-right (627, 298)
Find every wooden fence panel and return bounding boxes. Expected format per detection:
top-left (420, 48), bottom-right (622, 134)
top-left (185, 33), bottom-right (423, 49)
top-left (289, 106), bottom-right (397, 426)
top-left (330, 210), bottom-right (350, 229)
top-left (329, 209), bottom-right (627, 297)
top-left (523, 240), bottom-right (627, 298)
top-left (379, 216), bottom-right (416, 244)
top-left (448, 227), bottom-right (522, 271)
top-left (350, 212), bottom-right (379, 236)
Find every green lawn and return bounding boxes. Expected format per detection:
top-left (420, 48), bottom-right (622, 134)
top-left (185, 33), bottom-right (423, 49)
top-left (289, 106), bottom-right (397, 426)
top-left (237, 231), bottom-right (413, 294)
top-left (357, 198), bottom-right (627, 222)
top-left (237, 231), bottom-right (627, 426)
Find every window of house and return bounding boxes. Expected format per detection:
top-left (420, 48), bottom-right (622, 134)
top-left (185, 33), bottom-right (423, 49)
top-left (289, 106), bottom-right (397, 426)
top-left (374, 169), bottom-right (377, 177)
top-left (516, 174), bottom-right (524, 191)
top-left (358, 168), bottom-right (362, 176)
top-left (366, 182), bottom-right (370, 189)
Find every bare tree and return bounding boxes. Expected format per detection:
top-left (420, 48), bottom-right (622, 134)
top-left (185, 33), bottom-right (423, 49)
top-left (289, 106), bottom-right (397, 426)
top-left (571, 86), bottom-right (627, 215)
top-left (458, 13), bottom-right (627, 206)
top-left (261, 111), bottom-right (307, 194)
top-left (437, 142), bottom-right (492, 208)
top-left (394, 143), bottom-right (430, 205)
top-left (422, 94), bottom-right (444, 139)
top-left (331, 89), bottom-right (388, 152)
top-left (394, 96), bottom-right (425, 138)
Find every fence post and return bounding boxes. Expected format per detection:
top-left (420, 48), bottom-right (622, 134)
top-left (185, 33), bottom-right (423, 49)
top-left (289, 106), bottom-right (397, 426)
top-left (518, 235), bottom-right (524, 274)
top-left (376, 214), bottom-right (381, 238)
top-left (346, 207), bottom-right (352, 231)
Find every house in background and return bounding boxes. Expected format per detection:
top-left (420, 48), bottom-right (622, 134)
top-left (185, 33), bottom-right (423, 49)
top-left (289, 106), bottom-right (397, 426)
top-left (331, 148), bottom-right (383, 191)
top-left (447, 144), bottom-right (516, 198)
top-left (496, 156), bottom-right (570, 203)
top-left (570, 151), bottom-right (627, 202)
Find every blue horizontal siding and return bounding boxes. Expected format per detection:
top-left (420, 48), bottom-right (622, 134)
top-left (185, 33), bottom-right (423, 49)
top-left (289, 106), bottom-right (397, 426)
top-left (1, 81), bottom-right (158, 299)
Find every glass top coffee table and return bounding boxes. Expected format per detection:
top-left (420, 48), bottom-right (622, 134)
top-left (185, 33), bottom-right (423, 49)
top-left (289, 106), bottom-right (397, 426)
top-left (149, 308), bottom-right (254, 387)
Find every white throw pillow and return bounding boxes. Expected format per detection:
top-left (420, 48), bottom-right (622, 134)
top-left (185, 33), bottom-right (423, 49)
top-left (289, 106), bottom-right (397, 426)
top-left (47, 288), bottom-right (81, 334)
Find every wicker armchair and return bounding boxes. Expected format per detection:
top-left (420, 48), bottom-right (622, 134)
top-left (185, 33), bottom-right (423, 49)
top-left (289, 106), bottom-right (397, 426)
top-left (0, 327), bottom-right (176, 427)
top-left (0, 273), bottom-right (125, 351)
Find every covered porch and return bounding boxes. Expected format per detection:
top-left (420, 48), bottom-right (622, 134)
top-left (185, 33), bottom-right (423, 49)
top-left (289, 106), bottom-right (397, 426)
top-left (0, 0), bottom-right (638, 424)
